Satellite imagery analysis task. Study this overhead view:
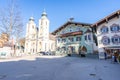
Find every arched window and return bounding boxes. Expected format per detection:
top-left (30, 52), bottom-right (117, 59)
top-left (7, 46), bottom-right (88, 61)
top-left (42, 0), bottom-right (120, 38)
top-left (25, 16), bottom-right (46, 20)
top-left (70, 27), bottom-right (72, 32)
top-left (88, 34), bottom-right (91, 40)
top-left (76, 27), bottom-right (81, 31)
top-left (101, 36), bottom-right (110, 45)
top-left (110, 24), bottom-right (120, 32)
top-left (111, 35), bottom-right (120, 44)
top-left (101, 26), bottom-right (108, 33)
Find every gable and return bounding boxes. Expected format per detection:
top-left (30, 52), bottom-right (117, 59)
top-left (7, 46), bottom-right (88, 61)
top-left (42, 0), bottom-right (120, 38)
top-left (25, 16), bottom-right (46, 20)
top-left (52, 21), bottom-right (91, 35)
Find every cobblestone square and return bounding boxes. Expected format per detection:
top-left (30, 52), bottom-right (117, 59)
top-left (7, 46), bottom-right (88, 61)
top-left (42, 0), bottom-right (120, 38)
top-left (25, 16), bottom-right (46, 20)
top-left (0, 56), bottom-right (120, 80)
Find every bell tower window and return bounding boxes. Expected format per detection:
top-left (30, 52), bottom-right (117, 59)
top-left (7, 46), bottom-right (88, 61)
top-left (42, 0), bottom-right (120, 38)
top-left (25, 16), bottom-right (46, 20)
top-left (32, 25), bottom-right (34, 29)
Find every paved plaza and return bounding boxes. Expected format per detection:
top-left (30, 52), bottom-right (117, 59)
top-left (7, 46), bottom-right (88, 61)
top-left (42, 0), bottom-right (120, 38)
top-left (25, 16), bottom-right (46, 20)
top-left (0, 56), bottom-right (120, 80)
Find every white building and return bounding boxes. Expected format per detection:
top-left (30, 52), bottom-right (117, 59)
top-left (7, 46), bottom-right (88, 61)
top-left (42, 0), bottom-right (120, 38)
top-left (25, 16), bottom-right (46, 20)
top-left (25, 10), bottom-right (55, 54)
top-left (92, 10), bottom-right (120, 59)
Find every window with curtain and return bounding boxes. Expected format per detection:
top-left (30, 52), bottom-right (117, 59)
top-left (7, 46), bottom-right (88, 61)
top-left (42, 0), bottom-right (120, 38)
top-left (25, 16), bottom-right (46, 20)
top-left (68, 37), bottom-right (74, 42)
top-left (110, 24), bottom-right (120, 32)
top-left (101, 26), bottom-right (108, 33)
top-left (111, 35), bottom-right (120, 44)
top-left (76, 37), bottom-right (81, 41)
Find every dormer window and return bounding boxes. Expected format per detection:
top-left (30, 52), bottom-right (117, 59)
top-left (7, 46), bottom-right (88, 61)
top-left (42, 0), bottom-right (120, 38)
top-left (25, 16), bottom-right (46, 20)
top-left (101, 26), bottom-right (108, 33)
top-left (110, 24), bottom-right (120, 32)
top-left (76, 27), bottom-right (81, 31)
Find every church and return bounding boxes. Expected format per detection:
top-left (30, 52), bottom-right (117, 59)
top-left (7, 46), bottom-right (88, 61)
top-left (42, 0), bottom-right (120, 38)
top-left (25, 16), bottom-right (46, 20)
top-left (24, 10), bottom-right (55, 54)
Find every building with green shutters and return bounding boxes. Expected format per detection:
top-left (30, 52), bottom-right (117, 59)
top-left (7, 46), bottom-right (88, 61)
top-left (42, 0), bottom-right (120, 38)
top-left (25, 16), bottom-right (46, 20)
top-left (52, 19), bottom-right (98, 55)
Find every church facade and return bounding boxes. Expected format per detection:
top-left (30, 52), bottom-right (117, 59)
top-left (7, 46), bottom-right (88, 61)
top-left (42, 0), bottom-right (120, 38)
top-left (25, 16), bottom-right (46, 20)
top-left (24, 11), bottom-right (55, 54)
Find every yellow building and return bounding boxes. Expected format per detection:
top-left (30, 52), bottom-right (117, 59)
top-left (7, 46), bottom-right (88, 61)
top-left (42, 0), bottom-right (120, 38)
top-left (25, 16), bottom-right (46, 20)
top-left (0, 33), bottom-right (9, 48)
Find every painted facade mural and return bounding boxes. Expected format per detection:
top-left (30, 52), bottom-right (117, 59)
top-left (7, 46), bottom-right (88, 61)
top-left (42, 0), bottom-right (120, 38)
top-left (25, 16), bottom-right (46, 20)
top-left (92, 10), bottom-right (120, 59)
top-left (52, 21), bottom-right (98, 55)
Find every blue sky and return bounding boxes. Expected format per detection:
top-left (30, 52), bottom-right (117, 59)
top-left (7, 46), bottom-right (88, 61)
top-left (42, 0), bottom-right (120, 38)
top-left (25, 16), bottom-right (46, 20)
top-left (0, 0), bottom-right (120, 33)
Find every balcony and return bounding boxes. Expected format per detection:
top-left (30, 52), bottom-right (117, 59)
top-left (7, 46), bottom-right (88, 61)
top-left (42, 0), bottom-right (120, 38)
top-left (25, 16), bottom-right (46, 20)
top-left (59, 31), bottom-right (83, 37)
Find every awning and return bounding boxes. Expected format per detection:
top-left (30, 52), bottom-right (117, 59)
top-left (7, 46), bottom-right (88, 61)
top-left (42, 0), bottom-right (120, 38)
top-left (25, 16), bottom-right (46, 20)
top-left (104, 46), bottom-right (120, 49)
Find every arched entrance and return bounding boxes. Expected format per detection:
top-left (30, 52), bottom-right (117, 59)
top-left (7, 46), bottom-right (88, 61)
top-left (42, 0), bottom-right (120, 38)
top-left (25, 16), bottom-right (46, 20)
top-left (81, 46), bottom-right (87, 52)
top-left (79, 46), bottom-right (87, 57)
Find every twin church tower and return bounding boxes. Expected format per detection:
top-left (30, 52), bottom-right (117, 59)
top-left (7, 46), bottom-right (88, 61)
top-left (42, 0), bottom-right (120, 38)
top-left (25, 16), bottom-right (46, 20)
top-left (25, 10), bottom-right (55, 54)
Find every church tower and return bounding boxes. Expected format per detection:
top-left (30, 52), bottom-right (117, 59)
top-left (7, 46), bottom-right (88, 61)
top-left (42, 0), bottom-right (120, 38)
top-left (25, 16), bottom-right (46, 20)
top-left (25, 17), bottom-right (37, 54)
top-left (38, 10), bottom-right (50, 52)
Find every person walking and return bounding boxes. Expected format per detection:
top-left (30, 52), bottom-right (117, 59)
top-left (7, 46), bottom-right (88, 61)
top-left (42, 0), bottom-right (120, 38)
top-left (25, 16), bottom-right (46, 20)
top-left (111, 53), bottom-right (115, 63)
top-left (104, 51), bottom-right (107, 60)
top-left (114, 51), bottom-right (119, 63)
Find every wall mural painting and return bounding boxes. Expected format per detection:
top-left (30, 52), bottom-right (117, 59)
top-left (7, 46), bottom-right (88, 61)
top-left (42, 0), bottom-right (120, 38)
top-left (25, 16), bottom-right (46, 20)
top-left (102, 36), bottom-right (110, 45)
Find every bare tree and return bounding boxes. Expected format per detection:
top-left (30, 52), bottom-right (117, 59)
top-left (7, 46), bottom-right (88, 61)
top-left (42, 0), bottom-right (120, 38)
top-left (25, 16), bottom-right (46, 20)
top-left (0, 0), bottom-right (23, 40)
top-left (0, 0), bottom-right (24, 56)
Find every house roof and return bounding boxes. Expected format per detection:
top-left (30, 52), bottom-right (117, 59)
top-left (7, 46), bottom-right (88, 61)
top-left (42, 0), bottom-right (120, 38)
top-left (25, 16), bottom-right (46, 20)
top-left (92, 10), bottom-right (120, 27)
top-left (52, 21), bottom-right (91, 35)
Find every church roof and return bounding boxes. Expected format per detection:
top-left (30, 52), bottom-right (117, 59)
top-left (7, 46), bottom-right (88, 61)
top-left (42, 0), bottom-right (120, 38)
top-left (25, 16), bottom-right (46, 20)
top-left (41, 10), bottom-right (47, 17)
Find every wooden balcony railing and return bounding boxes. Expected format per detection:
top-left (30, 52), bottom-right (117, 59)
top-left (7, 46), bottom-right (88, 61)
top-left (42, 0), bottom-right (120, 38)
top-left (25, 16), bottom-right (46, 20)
top-left (59, 31), bottom-right (83, 37)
